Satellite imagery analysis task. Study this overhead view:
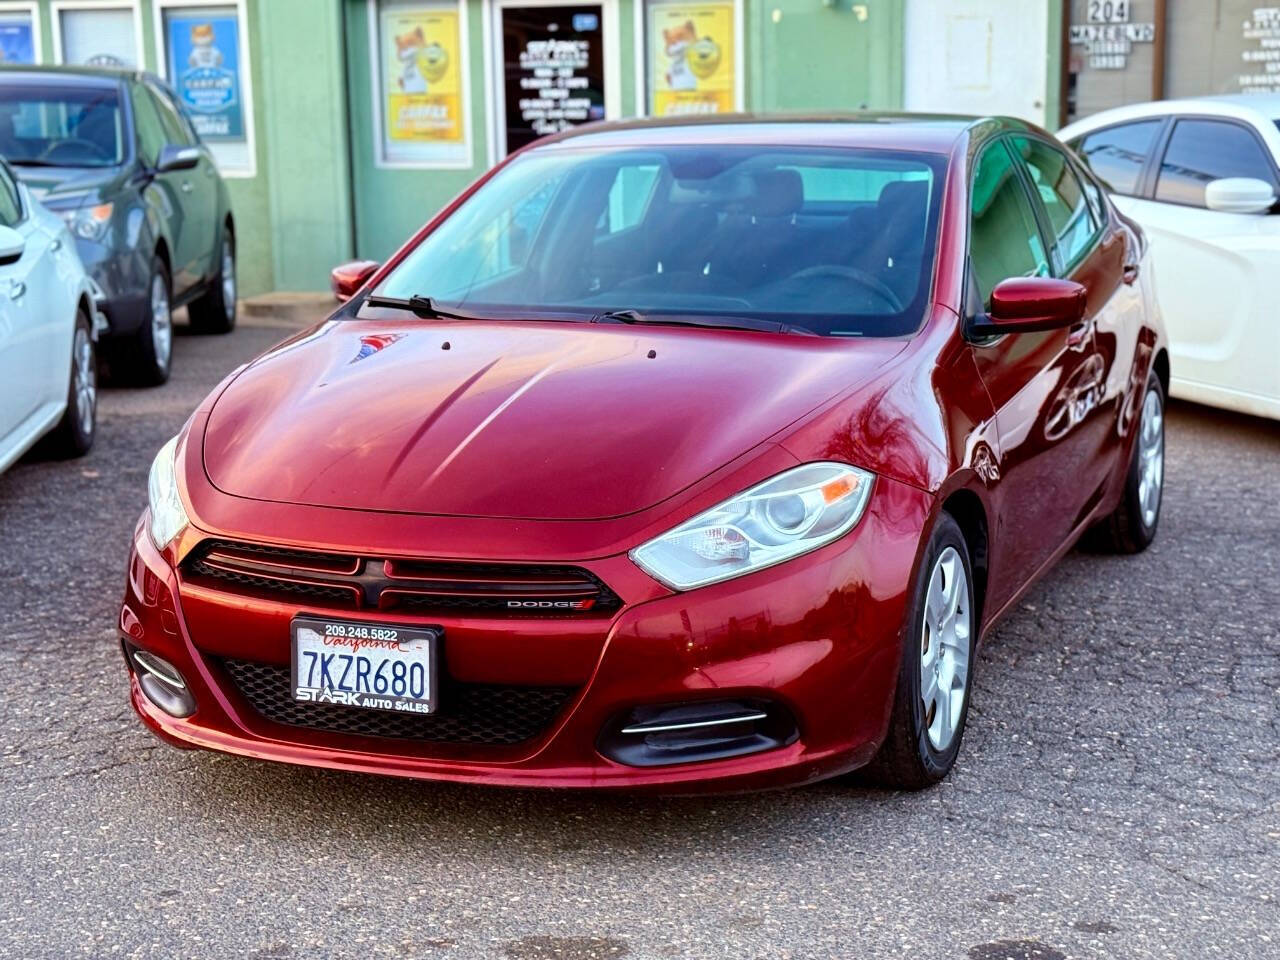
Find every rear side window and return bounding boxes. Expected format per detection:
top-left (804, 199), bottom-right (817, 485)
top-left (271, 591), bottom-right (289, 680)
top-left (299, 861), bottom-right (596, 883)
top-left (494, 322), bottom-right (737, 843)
top-left (969, 141), bottom-right (1050, 308)
top-left (1155, 119), bottom-right (1278, 208)
top-left (1072, 120), bottom-right (1162, 195)
top-left (1011, 137), bottom-right (1100, 272)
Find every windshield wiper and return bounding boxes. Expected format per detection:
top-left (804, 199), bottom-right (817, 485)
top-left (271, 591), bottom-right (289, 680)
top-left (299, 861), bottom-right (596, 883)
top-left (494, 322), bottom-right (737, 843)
top-left (365, 294), bottom-right (492, 321)
top-left (591, 308), bottom-right (810, 335)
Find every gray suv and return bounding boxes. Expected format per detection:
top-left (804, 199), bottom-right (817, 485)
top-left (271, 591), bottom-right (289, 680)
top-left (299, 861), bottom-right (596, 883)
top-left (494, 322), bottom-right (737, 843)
top-left (0, 66), bottom-right (236, 385)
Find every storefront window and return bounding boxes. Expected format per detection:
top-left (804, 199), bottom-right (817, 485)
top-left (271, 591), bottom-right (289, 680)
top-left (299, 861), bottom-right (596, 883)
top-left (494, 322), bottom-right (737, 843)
top-left (641, 0), bottom-right (739, 116)
top-left (0, 5), bottom-right (38, 65)
top-left (371, 0), bottom-right (469, 168)
top-left (1068, 0), bottom-right (1280, 122)
top-left (157, 1), bottom-right (253, 175)
top-left (53, 3), bottom-right (140, 67)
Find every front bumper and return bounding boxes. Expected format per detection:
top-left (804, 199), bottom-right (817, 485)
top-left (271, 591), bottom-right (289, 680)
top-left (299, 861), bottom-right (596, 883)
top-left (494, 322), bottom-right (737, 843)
top-left (118, 477), bottom-right (930, 792)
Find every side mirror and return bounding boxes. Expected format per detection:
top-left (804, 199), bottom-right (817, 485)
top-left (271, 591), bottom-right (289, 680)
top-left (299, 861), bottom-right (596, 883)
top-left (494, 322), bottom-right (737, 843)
top-left (330, 260), bottom-right (380, 302)
top-left (1204, 177), bottom-right (1275, 214)
top-left (0, 224), bottom-right (24, 265)
top-left (155, 144), bottom-right (201, 173)
top-left (971, 277), bottom-right (1086, 337)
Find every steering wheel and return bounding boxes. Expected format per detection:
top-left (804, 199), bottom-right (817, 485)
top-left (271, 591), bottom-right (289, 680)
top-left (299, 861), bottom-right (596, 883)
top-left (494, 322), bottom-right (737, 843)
top-left (38, 138), bottom-right (112, 164)
top-left (787, 265), bottom-right (905, 313)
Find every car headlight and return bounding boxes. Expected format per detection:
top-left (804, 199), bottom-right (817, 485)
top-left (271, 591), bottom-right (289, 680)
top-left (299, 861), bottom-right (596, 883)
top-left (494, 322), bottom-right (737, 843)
top-left (59, 202), bottom-right (113, 241)
top-left (630, 462), bottom-right (875, 591)
top-left (147, 435), bottom-right (190, 550)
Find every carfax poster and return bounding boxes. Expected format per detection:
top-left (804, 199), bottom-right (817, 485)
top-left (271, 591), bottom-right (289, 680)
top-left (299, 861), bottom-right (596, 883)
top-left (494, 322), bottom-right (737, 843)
top-left (0, 18), bottom-right (35, 65)
top-left (380, 4), bottom-right (464, 148)
top-left (647, 1), bottom-right (735, 116)
top-left (166, 9), bottom-right (244, 141)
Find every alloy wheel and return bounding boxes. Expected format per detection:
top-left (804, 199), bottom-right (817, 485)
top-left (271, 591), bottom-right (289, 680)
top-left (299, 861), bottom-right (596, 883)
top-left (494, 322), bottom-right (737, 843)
top-left (221, 238), bottom-right (236, 321)
top-left (1138, 387), bottom-right (1164, 528)
top-left (151, 272), bottom-right (172, 371)
top-left (73, 325), bottom-right (95, 436)
top-left (920, 546), bottom-right (971, 752)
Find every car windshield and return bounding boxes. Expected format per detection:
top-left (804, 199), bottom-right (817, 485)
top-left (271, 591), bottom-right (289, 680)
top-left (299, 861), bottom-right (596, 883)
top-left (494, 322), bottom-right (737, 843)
top-left (0, 84), bottom-right (125, 168)
top-left (373, 144), bottom-right (946, 337)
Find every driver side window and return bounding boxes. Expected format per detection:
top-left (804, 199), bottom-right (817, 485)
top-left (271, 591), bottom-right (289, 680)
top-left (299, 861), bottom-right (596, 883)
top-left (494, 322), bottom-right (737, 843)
top-left (969, 140), bottom-right (1049, 309)
top-left (129, 84), bottom-right (166, 168)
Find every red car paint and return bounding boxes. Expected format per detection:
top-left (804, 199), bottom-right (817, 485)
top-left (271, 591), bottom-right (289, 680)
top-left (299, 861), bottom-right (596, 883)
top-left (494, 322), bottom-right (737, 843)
top-left (119, 115), bottom-right (1166, 791)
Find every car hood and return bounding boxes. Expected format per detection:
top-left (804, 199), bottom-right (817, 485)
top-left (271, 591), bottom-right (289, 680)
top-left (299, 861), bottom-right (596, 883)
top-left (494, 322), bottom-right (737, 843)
top-left (15, 165), bottom-right (122, 208)
top-left (202, 319), bottom-right (906, 521)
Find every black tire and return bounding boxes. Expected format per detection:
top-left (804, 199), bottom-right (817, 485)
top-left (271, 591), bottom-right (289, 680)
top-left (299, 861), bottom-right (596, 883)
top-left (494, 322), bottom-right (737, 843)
top-left (115, 256), bottom-right (173, 386)
top-left (40, 308), bottom-right (96, 459)
top-left (1086, 371), bottom-right (1164, 554)
top-left (188, 228), bottom-right (236, 334)
top-left (863, 513), bottom-right (977, 790)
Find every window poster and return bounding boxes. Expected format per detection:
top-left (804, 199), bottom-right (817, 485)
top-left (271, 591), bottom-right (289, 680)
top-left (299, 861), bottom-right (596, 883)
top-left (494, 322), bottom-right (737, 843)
top-left (646, 1), bottom-right (735, 116)
top-left (165, 7), bottom-right (244, 141)
top-left (501, 5), bottom-right (605, 155)
top-left (0, 16), bottom-right (35, 65)
top-left (379, 2), bottom-right (465, 164)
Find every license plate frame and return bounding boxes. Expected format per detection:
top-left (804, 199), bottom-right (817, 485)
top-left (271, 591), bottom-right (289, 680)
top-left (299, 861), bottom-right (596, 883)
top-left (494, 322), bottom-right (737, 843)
top-left (290, 615), bottom-right (439, 715)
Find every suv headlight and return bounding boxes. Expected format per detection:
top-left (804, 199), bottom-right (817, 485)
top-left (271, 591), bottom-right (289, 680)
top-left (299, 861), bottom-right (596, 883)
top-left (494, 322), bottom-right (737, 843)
top-left (59, 202), bottom-right (113, 241)
top-left (147, 435), bottom-right (190, 550)
top-left (630, 462), bottom-right (874, 591)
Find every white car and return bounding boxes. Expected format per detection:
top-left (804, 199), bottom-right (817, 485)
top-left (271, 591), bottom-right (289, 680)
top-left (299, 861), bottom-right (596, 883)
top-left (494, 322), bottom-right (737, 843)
top-left (1059, 96), bottom-right (1280, 421)
top-left (0, 158), bottom-right (103, 474)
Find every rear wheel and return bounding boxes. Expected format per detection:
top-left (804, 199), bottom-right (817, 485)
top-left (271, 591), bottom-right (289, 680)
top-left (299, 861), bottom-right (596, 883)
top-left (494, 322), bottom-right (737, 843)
top-left (1087, 371), bottom-right (1164, 554)
top-left (864, 513), bottom-right (976, 789)
top-left (188, 228), bottom-right (236, 334)
top-left (41, 308), bottom-right (96, 459)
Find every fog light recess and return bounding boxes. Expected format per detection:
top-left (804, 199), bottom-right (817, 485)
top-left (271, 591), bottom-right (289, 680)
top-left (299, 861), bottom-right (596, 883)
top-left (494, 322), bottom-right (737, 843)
top-left (124, 642), bottom-right (196, 718)
top-left (598, 699), bottom-right (797, 767)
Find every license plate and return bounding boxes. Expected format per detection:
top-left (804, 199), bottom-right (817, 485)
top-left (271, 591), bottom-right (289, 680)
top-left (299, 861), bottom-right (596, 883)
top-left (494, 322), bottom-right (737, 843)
top-left (290, 616), bottom-right (438, 715)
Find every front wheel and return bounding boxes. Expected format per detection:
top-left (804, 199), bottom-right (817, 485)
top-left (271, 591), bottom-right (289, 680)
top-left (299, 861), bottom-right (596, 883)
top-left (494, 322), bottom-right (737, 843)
top-left (115, 257), bottom-right (172, 386)
top-left (188, 228), bottom-right (236, 334)
top-left (40, 308), bottom-right (96, 459)
top-left (863, 513), bottom-right (976, 789)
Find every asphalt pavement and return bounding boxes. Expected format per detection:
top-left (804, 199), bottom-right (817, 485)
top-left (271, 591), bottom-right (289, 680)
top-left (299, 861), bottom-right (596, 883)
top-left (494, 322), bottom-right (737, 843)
top-left (1, 315), bottom-right (1276, 960)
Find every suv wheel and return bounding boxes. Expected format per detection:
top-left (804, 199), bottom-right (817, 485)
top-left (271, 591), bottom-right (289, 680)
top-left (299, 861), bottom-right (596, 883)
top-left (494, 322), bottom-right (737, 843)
top-left (188, 228), bottom-right (236, 334)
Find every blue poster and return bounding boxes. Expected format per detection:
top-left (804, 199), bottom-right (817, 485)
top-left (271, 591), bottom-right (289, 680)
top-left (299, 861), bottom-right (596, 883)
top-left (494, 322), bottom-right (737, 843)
top-left (166, 11), bottom-right (243, 141)
top-left (0, 19), bottom-right (35, 65)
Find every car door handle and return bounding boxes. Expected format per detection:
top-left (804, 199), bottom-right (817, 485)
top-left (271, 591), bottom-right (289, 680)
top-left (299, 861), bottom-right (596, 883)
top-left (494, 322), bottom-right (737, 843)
top-left (7, 279), bottom-right (24, 300)
top-left (1066, 318), bottom-right (1093, 349)
top-left (1122, 261), bottom-right (1140, 285)
top-left (50, 238), bottom-right (61, 252)
top-left (180, 181), bottom-right (194, 193)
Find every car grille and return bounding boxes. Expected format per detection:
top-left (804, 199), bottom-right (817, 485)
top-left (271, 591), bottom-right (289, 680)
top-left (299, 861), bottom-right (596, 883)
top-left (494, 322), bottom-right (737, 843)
top-left (220, 658), bottom-right (577, 745)
top-left (184, 540), bottom-right (621, 617)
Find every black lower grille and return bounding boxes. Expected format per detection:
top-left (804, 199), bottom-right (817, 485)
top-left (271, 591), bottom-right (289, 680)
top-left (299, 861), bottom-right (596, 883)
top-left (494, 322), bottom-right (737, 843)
top-left (220, 658), bottom-right (576, 746)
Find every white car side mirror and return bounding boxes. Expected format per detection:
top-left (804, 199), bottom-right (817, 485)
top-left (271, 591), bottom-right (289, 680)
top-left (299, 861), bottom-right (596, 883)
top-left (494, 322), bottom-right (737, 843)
top-left (1204, 177), bottom-right (1276, 215)
top-left (0, 225), bottom-right (24, 265)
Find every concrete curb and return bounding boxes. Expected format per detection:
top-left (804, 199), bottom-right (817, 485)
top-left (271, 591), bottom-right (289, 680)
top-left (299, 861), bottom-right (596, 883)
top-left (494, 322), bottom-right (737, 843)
top-left (239, 292), bottom-right (336, 329)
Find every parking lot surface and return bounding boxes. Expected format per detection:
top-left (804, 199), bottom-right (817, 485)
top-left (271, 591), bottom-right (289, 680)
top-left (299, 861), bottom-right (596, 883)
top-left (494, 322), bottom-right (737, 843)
top-left (1, 319), bottom-right (1276, 960)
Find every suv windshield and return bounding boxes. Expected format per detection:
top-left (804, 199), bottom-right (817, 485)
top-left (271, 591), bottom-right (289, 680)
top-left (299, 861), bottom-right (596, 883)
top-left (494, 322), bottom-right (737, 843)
top-left (374, 144), bottom-right (946, 337)
top-left (0, 84), bottom-right (125, 168)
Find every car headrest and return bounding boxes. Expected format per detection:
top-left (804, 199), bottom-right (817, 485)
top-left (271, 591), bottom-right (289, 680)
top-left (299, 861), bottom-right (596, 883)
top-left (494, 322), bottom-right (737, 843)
top-left (877, 179), bottom-right (930, 218)
top-left (750, 169), bottom-right (804, 219)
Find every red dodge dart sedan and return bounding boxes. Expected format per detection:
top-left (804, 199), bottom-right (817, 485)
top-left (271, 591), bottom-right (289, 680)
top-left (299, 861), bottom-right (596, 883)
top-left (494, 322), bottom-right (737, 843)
top-left (120, 115), bottom-right (1167, 791)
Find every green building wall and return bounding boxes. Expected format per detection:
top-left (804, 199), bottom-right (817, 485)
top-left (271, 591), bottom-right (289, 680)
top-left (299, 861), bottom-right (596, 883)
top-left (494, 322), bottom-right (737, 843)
top-left (18, 0), bottom-right (1067, 295)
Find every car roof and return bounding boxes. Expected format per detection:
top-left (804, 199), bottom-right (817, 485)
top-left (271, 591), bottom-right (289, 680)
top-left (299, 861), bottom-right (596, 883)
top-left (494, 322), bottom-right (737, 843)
top-left (1059, 95), bottom-right (1280, 139)
top-left (0, 64), bottom-right (153, 87)
top-left (528, 112), bottom-right (1042, 156)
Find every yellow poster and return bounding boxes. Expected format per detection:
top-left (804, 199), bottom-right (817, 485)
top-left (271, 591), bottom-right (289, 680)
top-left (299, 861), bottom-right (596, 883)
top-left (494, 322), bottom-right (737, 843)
top-left (647, 1), bottom-right (735, 116)
top-left (381, 6), bottom-right (462, 144)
